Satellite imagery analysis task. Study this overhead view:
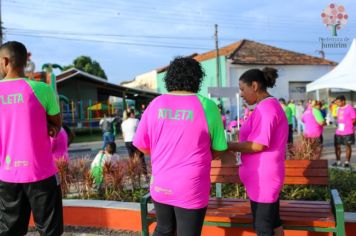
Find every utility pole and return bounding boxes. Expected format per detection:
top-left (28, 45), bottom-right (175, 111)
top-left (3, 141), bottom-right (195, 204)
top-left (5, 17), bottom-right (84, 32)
top-left (214, 24), bottom-right (220, 89)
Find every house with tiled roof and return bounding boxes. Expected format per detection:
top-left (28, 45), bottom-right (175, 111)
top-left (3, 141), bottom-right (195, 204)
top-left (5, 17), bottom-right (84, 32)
top-left (125, 39), bottom-right (336, 117)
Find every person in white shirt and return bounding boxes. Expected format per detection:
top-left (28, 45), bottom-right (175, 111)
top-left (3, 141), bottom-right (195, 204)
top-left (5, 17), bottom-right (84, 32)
top-left (295, 100), bottom-right (305, 135)
top-left (121, 110), bottom-right (148, 178)
top-left (90, 142), bottom-right (117, 186)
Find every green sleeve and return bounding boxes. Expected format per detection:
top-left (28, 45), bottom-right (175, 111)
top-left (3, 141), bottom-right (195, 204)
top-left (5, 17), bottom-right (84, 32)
top-left (197, 94), bottom-right (227, 151)
top-left (25, 80), bottom-right (60, 115)
top-left (312, 108), bottom-right (325, 124)
top-left (284, 106), bottom-right (293, 124)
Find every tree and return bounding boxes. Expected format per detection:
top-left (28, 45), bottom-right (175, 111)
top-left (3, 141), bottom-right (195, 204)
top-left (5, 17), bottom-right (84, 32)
top-left (63, 56), bottom-right (107, 80)
top-left (321, 3), bottom-right (348, 37)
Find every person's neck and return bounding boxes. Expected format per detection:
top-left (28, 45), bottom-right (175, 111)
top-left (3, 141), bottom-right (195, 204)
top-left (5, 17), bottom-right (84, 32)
top-left (255, 92), bottom-right (271, 104)
top-left (170, 90), bottom-right (195, 94)
top-left (4, 70), bottom-right (25, 79)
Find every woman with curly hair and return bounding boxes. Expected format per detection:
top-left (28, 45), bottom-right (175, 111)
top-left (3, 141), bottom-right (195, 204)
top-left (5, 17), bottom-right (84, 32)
top-left (133, 57), bottom-right (230, 236)
top-left (228, 68), bottom-right (288, 236)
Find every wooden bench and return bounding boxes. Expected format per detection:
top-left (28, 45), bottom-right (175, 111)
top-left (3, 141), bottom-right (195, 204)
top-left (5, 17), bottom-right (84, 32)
top-left (140, 159), bottom-right (345, 236)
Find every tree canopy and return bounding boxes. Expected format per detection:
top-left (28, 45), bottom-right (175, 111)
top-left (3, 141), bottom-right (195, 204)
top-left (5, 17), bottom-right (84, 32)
top-left (63, 56), bottom-right (107, 79)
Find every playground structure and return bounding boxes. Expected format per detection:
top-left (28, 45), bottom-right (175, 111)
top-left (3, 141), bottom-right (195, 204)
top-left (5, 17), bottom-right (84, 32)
top-left (60, 99), bottom-right (135, 129)
top-left (28, 65), bottom-right (158, 130)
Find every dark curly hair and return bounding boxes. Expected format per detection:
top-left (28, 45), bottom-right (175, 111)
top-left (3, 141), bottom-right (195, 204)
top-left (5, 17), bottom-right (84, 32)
top-left (164, 56), bottom-right (205, 93)
top-left (239, 67), bottom-right (278, 91)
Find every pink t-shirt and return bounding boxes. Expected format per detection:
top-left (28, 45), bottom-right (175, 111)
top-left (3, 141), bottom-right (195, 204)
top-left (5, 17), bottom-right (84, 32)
top-left (221, 114), bottom-right (227, 128)
top-left (243, 107), bottom-right (250, 120)
top-left (228, 120), bottom-right (238, 132)
top-left (51, 128), bottom-right (69, 161)
top-left (133, 94), bottom-right (227, 209)
top-left (239, 98), bottom-right (288, 203)
top-left (336, 104), bottom-right (356, 136)
top-left (0, 79), bottom-right (60, 183)
top-left (302, 108), bottom-right (324, 138)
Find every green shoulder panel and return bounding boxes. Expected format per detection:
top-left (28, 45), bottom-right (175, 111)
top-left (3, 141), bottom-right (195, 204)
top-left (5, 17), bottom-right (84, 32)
top-left (25, 79), bottom-right (60, 116)
top-left (312, 108), bottom-right (325, 124)
top-left (196, 94), bottom-right (227, 151)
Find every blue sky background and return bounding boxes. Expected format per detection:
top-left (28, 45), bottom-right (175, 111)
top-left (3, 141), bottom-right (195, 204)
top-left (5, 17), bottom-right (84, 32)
top-left (3, 0), bottom-right (356, 83)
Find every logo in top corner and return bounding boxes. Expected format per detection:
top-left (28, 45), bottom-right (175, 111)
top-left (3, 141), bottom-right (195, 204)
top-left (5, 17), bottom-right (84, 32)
top-left (321, 3), bottom-right (348, 37)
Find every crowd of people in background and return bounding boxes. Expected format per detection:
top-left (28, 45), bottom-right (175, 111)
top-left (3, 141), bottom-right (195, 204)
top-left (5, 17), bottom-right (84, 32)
top-left (219, 95), bottom-right (356, 169)
top-left (91, 103), bottom-right (149, 186)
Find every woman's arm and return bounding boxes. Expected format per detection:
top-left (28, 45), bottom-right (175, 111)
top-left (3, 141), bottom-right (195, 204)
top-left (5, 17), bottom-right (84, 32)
top-left (228, 141), bottom-right (266, 153)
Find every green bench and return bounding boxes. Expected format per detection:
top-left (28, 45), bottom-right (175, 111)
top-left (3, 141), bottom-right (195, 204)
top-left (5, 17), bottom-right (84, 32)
top-left (141, 159), bottom-right (345, 236)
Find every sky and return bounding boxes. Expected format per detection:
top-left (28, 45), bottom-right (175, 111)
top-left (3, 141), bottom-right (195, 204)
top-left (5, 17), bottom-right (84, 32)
top-left (2, 0), bottom-right (356, 84)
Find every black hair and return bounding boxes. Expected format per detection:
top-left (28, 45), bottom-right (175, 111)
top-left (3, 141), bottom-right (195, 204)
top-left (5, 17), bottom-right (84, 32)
top-left (62, 125), bottom-right (74, 147)
top-left (335, 95), bottom-right (346, 101)
top-left (279, 98), bottom-right (286, 105)
top-left (0, 41), bottom-right (28, 69)
top-left (239, 67), bottom-right (278, 91)
top-left (106, 142), bottom-right (117, 154)
top-left (164, 56), bottom-right (205, 93)
top-left (127, 109), bottom-right (135, 117)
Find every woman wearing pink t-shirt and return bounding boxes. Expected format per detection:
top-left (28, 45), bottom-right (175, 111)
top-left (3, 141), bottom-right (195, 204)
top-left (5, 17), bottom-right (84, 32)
top-left (228, 68), bottom-right (288, 236)
top-left (302, 100), bottom-right (326, 144)
top-left (134, 57), bottom-right (230, 236)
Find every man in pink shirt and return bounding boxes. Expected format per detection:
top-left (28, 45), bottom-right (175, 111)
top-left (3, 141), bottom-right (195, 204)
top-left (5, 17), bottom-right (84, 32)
top-left (333, 95), bottom-right (356, 168)
top-left (0, 41), bottom-right (63, 236)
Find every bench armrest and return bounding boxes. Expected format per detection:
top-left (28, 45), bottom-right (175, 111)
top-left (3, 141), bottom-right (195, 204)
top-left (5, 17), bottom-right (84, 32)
top-left (141, 192), bottom-right (152, 205)
top-left (331, 189), bottom-right (346, 235)
top-left (331, 189), bottom-right (344, 213)
top-left (140, 192), bottom-right (152, 236)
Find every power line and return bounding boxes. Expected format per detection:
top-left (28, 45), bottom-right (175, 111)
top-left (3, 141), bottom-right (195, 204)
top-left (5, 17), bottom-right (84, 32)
top-left (6, 27), bottom-right (353, 47)
top-left (6, 32), bottom-right (213, 50)
top-left (4, 0), bottom-right (356, 32)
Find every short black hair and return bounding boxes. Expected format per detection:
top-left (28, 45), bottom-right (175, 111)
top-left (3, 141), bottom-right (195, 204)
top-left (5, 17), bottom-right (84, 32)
top-left (164, 56), bottom-right (205, 93)
top-left (279, 98), bottom-right (286, 105)
top-left (106, 142), bottom-right (116, 154)
top-left (0, 41), bottom-right (28, 69)
top-left (335, 95), bottom-right (346, 101)
top-left (239, 67), bottom-right (278, 91)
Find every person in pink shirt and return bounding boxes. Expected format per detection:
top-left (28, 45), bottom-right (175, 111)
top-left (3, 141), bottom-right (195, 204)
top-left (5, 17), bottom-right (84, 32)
top-left (133, 57), bottom-right (231, 236)
top-left (50, 125), bottom-right (74, 161)
top-left (302, 100), bottom-right (326, 144)
top-left (0, 41), bottom-right (63, 235)
top-left (228, 68), bottom-right (288, 236)
top-left (333, 95), bottom-right (356, 168)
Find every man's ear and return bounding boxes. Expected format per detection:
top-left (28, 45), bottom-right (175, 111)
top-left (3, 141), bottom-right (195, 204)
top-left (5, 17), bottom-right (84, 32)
top-left (2, 56), bottom-right (10, 67)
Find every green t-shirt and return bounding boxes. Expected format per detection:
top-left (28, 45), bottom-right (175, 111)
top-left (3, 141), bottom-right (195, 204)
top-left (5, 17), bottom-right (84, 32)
top-left (283, 105), bottom-right (293, 125)
top-left (288, 103), bottom-right (296, 116)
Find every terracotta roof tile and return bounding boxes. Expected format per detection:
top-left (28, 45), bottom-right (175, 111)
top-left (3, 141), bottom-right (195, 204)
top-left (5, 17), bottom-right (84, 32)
top-left (156, 39), bottom-right (336, 73)
top-left (231, 40), bottom-right (336, 65)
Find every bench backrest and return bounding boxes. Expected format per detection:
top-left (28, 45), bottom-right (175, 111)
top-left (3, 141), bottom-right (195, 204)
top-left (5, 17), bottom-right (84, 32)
top-left (210, 159), bottom-right (329, 185)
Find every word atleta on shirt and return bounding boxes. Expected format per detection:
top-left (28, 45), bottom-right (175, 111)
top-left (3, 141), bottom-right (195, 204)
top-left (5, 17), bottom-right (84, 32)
top-left (0, 78), bottom-right (60, 183)
top-left (134, 93), bottom-right (227, 209)
top-left (0, 93), bottom-right (24, 104)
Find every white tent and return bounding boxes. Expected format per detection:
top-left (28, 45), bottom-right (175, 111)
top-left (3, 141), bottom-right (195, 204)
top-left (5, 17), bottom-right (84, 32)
top-left (307, 39), bottom-right (356, 92)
